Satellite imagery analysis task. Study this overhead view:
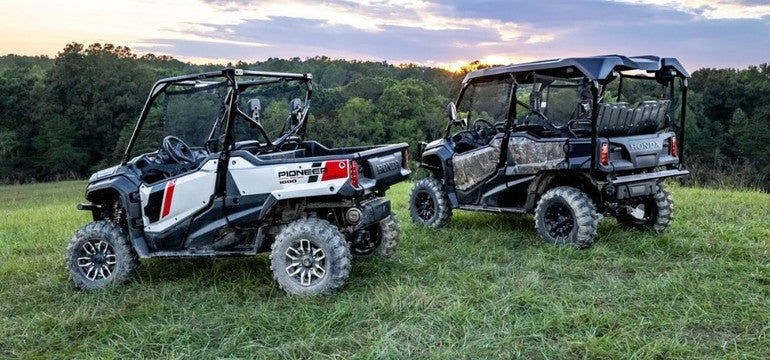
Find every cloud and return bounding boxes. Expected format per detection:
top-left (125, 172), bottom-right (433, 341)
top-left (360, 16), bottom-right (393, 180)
top-left (128, 0), bottom-right (557, 65)
top-left (132, 0), bottom-right (770, 70)
top-left (525, 35), bottom-right (555, 44)
top-left (605, 0), bottom-right (770, 19)
top-left (197, 0), bottom-right (541, 42)
top-left (1, 0), bottom-right (768, 70)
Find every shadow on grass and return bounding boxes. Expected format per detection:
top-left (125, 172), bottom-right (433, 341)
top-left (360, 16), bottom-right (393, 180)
top-left (129, 252), bottom-right (404, 295)
top-left (136, 255), bottom-right (273, 286)
top-left (415, 209), bottom-right (684, 258)
top-left (119, 213), bottom-right (678, 294)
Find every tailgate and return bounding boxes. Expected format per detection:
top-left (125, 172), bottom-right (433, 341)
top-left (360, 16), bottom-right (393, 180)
top-left (355, 143), bottom-right (411, 190)
top-left (606, 132), bottom-right (679, 171)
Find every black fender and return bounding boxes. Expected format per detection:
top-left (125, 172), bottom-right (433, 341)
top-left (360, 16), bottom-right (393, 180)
top-left (524, 171), bottom-right (599, 211)
top-left (418, 139), bottom-right (460, 206)
top-left (419, 140), bottom-right (453, 178)
top-left (84, 175), bottom-right (151, 257)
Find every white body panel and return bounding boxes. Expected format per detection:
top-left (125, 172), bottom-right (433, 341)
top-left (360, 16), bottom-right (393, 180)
top-left (228, 157), bottom-right (350, 199)
top-left (140, 160), bottom-right (218, 233)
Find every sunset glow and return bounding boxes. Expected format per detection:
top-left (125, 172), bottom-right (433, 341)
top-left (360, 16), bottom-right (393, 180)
top-left (0, 0), bottom-right (767, 69)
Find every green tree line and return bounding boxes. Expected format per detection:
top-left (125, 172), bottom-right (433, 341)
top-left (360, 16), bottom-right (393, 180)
top-left (1, 43), bottom-right (768, 189)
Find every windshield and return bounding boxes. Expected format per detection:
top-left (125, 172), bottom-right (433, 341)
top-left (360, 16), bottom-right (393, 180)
top-left (457, 78), bottom-right (514, 125)
top-left (129, 80), bottom-right (229, 156)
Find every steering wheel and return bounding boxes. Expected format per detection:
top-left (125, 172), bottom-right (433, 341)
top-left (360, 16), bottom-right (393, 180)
top-left (471, 118), bottom-right (497, 141)
top-left (472, 119), bottom-right (494, 132)
top-left (160, 136), bottom-right (195, 164)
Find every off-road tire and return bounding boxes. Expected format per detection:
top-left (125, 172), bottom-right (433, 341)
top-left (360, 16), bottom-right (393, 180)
top-left (374, 214), bottom-right (400, 258)
top-left (534, 186), bottom-right (599, 249)
top-left (65, 221), bottom-right (139, 290)
top-left (409, 177), bottom-right (452, 227)
top-left (270, 218), bottom-right (351, 296)
top-left (350, 214), bottom-right (400, 259)
top-left (616, 184), bottom-right (673, 232)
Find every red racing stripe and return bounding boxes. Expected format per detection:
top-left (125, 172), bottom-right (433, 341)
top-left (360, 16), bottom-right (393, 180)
top-left (321, 160), bottom-right (348, 181)
top-left (161, 179), bottom-right (176, 219)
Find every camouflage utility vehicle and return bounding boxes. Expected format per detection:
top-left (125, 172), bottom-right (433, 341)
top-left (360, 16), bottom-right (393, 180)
top-left (410, 55), bottom-right (689, 248)
top-left (67, 69), bottom-right (410, 295)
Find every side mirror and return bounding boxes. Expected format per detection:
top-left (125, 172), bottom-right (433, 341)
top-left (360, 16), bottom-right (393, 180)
top-left (247, 98), bottom-right (261, 126)
top-left (289, 98), bottom-right (302, 125)
top-left (446, 102), bottom-right (466, 127)
top-left (446, 102), bottom-right (457, 121)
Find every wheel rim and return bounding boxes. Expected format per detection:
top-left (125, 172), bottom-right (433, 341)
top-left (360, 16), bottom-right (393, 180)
top-left (284, 239), bottom-right (326, 287)
top-left (77, 239), bottom-right (117, 281)
top-left (350, 229), bottom-right (377, 256)
top-left (350, 245), bottom-right (374, 256)
top-left (544, 202), bottom-right (575, 238)
top-left (414, 191), bottom-right (436, 221)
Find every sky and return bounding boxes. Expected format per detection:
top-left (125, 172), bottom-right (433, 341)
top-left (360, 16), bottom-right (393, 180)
top-left (1, 0), bottom-right (768, 71)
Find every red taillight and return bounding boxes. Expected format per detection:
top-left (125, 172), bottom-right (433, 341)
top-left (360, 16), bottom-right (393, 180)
top-left (670, 136), bottom-right (677, 157)
top-left (403, 149), bottom-right (409, 169)
top-left (349, 160), bottom-right (359, 188)
top-left (600, 143), bottom-right (609, 166)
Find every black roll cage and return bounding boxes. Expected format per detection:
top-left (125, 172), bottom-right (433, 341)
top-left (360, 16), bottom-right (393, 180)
top-left (448, 55), bottom-right (690, 171)
top-left (122, 69), bottom-right (313, 165)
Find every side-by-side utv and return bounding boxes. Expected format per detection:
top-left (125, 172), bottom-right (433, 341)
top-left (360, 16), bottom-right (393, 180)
top-left (68, 69), bottom-right (410, 295)
top-left (410, 55), bottom-right (689, 248)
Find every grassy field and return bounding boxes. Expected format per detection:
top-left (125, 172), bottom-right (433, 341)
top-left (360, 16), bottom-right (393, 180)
top-left (1, 181), bottom-right (769, 359)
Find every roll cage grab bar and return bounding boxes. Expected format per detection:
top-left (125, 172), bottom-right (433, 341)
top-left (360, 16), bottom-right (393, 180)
top-left (122, 69), bottom-right (313, 165)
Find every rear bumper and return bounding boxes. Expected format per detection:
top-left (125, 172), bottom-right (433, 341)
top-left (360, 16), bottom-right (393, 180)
top-left (611, 169), bottom-right (689, 185)
top-left (604, 169), bottom-right (689, 200)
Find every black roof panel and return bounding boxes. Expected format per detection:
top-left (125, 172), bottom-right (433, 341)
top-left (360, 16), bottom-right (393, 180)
top-left (463, 55), bottom-right (689, 85)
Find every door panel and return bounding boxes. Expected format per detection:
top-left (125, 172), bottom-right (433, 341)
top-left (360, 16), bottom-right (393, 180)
top-left (139, 160), bottom-right (218, 234)
top-left (452, 141), bottom-right (501, 191)
top-left (506, 135), bottom-right (566, 175)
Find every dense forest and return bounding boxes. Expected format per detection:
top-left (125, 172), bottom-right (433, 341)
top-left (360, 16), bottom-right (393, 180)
top-left (0, 43), bottom-right (768, 190)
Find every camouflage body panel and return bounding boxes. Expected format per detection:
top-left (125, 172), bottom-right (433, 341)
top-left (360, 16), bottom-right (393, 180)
top-left (507, 136), bottom-right (567, 175)
top-left (453, 141), bottom-right (501, 191)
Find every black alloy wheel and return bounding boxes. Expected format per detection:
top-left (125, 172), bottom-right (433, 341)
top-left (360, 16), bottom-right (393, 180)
top-left (408, 177), bottom-right (452, 227)
top-left (414, 191), bottom-right (436, 222)
top-left (544, 202), bottom-right (575, 238)
top-left (534, 186), bottom-right (599, 249)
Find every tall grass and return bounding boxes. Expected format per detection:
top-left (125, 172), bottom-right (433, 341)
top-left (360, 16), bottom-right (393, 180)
top-left (1, 181), bottom-right (769, 358)
top-left (684, 156), bottom-right (767, 192)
